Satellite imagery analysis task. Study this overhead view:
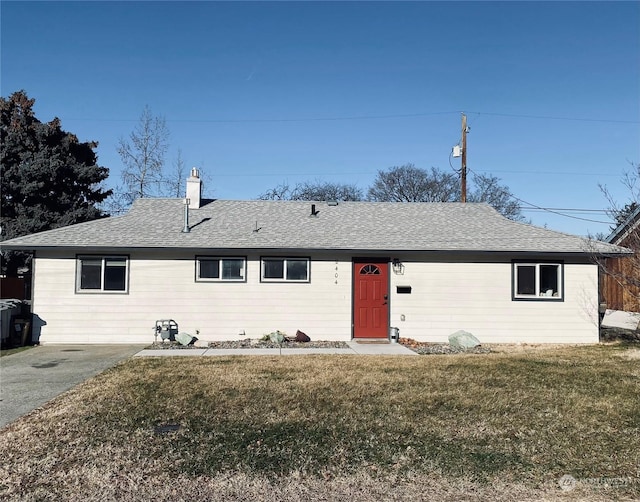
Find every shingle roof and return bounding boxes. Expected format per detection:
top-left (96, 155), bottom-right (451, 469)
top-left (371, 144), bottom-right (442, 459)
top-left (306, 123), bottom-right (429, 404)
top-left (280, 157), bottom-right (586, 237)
top-left (0, 198), bottom-right (630, 255)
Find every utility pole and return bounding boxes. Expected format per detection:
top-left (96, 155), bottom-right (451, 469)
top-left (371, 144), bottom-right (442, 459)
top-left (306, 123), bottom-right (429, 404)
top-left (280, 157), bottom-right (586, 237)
top-left (461, 113), bottom-right (467, 203)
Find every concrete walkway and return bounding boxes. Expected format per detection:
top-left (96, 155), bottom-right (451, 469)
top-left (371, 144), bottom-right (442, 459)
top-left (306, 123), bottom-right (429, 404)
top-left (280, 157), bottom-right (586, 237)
top-left (0, 344), bottom-right (145, 429)
top-left (134, 340), bottom-right (419, 357)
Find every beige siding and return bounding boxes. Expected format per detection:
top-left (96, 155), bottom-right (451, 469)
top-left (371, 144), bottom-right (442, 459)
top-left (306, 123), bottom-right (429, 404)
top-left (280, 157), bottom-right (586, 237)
top-left (32, 252), bottom-right (600, 344)
top-left (389, 260), bottom-right (599, 344)
top-left (33, 252), bottom-right (352, 344)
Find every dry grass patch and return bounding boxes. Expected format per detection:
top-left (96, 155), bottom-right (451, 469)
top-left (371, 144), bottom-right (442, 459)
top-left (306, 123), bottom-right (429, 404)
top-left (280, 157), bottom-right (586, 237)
top-left (1, 345), bottom-right (639, 501)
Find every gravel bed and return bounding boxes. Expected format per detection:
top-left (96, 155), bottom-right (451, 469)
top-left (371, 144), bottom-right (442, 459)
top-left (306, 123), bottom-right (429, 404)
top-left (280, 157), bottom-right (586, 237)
top-left (208, 339), bottom-right (349, 349)
top-left (400, 338), bottom-right (491, 355)
top-left (148, 339), bottom-right (491, 353)
top-left (148, 341), bottom-right (201, 349)
top-left (148, 339), bottom-right (349, 350)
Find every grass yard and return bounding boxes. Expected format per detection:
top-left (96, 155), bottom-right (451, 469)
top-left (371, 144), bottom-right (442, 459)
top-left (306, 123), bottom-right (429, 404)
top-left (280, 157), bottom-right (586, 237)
top-left (0, 346), bottom-right (33, 358)
top-left (1, 344), bottom-right (639, 501)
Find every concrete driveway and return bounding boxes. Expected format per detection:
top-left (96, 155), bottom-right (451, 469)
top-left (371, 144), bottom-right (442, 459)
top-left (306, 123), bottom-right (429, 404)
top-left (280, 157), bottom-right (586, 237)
top-left (0, 344), bottom-right (144, 429)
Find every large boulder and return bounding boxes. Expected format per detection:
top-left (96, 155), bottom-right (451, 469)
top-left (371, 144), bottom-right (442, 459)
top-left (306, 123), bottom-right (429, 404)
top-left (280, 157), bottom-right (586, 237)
top-left (448, 330), bottom-right (481, 349)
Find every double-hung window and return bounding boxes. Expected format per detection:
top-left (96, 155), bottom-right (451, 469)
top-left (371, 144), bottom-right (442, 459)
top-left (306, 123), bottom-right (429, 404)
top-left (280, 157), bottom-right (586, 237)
top-left (76, 256), bottom-right (128, 293)
top-left (261, 257), bottom-right (310, 282)
top-left (196, 257), bottom-right (246, 282)
top-left (513, 262), bottom-right (563, 300)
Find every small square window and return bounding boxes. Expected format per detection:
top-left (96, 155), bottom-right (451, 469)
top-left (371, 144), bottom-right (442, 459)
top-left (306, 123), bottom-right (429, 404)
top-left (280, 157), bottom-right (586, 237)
top-left (261, 257), bottom-right (310, 282)
top-left (196, 257), bottom-right (245, 282)
top-left (513, 262), bottom-right (562, 300)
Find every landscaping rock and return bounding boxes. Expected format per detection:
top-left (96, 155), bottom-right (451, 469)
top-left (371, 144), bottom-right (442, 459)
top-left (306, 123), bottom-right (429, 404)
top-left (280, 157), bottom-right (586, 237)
top-left (295, 330), bottom-right (310, 342)
top-left (399, 338), bottom-right (490, 355)
top-left (269, 331), bottom-right (286, 343)
top-left (448, 330), bottom-right (481, 349)
top-left (175, 332), bottom-right (195, 346)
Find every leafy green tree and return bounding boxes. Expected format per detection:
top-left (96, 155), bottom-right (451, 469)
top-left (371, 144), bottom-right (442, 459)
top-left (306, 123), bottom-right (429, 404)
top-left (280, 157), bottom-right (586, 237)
top-left (1, 90), bottom-right (111, 275)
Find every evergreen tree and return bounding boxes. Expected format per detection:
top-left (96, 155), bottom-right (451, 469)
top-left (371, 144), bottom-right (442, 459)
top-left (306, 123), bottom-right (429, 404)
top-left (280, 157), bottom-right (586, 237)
top-left (1, 90), bottom-right (111, 275)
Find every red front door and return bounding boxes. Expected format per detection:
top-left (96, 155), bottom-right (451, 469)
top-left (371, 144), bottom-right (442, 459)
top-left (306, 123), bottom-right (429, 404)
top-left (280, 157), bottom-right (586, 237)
top-left (353, 261), bottom-right (389, 338)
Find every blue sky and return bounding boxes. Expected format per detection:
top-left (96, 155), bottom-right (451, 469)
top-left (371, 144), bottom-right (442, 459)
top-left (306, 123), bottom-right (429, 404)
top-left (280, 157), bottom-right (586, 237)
top-left (2, 1), bottom-right (639, 237)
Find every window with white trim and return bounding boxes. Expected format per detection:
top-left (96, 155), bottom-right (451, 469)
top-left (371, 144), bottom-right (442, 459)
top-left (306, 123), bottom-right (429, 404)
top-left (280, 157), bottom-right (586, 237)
top-left (513, 262), bottom-right (563, 300)
top-left (76, 256), bottom-right (128, 293)
top-left (196, 257), bottom-right (246, 282)
top-left (261, 257), bottom-right (310, 282)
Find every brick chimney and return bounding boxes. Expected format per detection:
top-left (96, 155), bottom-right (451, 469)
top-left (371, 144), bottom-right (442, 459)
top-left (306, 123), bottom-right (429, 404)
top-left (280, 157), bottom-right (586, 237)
top-left (186, 168), bottom-right (202, 209)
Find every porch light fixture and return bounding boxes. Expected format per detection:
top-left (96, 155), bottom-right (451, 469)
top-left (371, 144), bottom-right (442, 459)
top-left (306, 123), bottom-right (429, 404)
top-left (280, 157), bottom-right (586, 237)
top-left (392, 259), bottom-right (404, 275)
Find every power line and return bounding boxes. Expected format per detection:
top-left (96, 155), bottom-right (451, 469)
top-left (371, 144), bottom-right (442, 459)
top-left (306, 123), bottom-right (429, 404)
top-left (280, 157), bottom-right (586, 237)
top-left (65, 110), bottom-right (460, 124)
top-left (466, 110), bottom-right (639, 125)
top-left (466, 166), bottom-right (615, 224)
top-left (513, 196), bottom-right (614, 224)
top-left (519, 207), bottom-right (609, 214)
top-left (62, 109), bottom-right (639, 125)
top-left (474, 169), bottom-right (620, 178)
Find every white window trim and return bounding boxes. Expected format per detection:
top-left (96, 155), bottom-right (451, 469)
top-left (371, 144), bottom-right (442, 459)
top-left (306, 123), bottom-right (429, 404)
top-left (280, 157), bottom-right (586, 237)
top-left (76, 255), bottom-right (129, 294)
top-left (196, 256), bottom-right (246, 282)
top-left (513, 262), bottom-right (563, 300)
top-left (260, 257), bottom-right (310, 283)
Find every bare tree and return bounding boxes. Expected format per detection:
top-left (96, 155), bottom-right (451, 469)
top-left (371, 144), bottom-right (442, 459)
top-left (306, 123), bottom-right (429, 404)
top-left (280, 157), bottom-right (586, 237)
top-left (258, 182), bottom-right (293, 201)
top-left (368, 164), bottom-right (524, 220)
top-left (116, 106), bottom-right (169, 205)
top-left (594, 162), bottom-right (640, 312)
top-left (166, 148), bottom-right (186, 198)
top-left (367, 164), bottom-right (459, 203)
top-left (258, 180), bottom-right (363, 201)
top-left (468, 172), bottom-right (525, 221)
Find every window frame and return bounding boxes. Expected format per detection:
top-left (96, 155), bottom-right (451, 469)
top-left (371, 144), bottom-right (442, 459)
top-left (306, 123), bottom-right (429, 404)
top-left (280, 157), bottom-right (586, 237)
top-left (512, 260), bottom-right (564, 301)
top-left (260, 257), bottom-right (310, 283)
top-left (76, 255), bottom-right (129, 294)
top-left (195, 256), bottom-right (247, 282)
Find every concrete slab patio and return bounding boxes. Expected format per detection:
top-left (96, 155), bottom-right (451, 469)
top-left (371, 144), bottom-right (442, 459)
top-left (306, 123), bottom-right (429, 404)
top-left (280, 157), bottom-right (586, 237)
top-left (0, 344), bottom-right (145, 429)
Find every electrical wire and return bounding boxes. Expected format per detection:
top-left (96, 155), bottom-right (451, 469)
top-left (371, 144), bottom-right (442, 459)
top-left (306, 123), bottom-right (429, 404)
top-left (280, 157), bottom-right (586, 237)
top-left (465, 110), bottom-right (639, 125)
top-left (62, 109), bottom-right (639, 125)
top-left (512, 196), bottom-right (614, 224)
top-left (466, 166), bottom-right (614, 224)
